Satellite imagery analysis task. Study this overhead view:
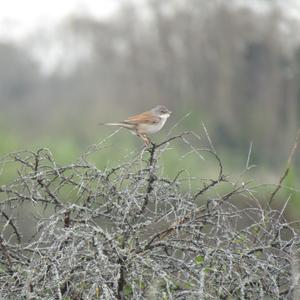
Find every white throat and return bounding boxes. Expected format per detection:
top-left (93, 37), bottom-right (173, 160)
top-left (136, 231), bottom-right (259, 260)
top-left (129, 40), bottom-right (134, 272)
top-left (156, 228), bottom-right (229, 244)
top-left (160, 113), bottom-right (170, 120)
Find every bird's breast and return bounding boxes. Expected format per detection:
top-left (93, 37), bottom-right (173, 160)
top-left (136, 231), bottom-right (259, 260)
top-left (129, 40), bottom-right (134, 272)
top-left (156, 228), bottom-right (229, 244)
top-left (138, 117), bottom-right (168, 134)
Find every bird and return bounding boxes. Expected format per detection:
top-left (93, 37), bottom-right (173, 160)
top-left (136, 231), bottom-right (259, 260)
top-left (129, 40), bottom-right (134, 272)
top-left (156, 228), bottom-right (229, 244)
top-left (100, 105), bottom-right (172, 145)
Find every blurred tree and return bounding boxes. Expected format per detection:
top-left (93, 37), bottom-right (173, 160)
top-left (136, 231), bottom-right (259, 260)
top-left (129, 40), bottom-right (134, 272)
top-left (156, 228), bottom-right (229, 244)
top-left (0, 42), bottom-right (40, 105)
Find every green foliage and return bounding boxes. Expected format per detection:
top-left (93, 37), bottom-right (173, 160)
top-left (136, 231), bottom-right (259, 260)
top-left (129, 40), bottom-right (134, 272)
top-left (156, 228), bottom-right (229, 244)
top-left (0, 131), bottom-right (19, 154)
top-left (124, 284), bottom-right (133, 297)
top-left (195, 255), bottom-right (204, 265)
top-left (284, 168), bottom-right (300, 217)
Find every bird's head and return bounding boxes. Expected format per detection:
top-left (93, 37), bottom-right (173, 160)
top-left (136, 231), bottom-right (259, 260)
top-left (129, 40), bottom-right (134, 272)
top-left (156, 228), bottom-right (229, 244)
top-left (152, 105), bottom-right (172, 118)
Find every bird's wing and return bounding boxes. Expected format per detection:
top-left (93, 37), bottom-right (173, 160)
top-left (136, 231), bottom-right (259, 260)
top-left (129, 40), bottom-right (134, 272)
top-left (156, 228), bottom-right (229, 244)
top-left (125, 111), bottom-right (160, 124)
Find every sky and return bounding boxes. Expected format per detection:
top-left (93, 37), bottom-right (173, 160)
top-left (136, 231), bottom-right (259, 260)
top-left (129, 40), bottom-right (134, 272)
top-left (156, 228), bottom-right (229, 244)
top-left (0, 0), bottom-right (123, 40)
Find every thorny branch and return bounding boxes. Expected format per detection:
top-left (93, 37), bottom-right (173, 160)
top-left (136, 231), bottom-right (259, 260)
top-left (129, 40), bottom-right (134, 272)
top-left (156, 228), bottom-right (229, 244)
top-left (0, 133), bottom-right (299, 299)
top-left (269, 128), bottom-right (300, 205)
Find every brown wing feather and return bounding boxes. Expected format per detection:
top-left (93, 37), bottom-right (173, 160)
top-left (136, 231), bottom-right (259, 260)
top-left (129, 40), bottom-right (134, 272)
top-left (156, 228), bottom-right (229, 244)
top-left (125, 111), bottom-right (160, 124)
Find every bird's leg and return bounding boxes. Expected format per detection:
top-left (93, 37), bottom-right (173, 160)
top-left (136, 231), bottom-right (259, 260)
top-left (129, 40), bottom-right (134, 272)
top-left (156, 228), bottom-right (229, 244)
top-left (137, 133), bottom-right (151, 146)
top-left (143, 135), bottom-right (151, 145)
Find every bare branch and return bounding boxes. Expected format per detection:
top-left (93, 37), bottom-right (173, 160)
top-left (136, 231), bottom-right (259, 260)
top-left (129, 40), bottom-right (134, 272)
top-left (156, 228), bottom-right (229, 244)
top-left (0, 135), bottom-right (299, 299)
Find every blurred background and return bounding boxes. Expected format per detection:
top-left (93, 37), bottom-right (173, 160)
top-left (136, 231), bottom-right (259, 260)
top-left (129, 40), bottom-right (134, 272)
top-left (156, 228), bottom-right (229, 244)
top-left (0, 0), bottom-right (300, 213)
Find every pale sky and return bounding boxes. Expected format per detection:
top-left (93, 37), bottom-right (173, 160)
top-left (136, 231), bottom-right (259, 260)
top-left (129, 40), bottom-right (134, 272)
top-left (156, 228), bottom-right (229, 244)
top-left (0, 0), bottom-right (123, 40)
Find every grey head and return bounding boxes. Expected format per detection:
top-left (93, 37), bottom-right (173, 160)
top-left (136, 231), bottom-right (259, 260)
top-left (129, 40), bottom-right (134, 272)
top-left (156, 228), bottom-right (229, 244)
top-left (151, 105), bottom-right (172, 117)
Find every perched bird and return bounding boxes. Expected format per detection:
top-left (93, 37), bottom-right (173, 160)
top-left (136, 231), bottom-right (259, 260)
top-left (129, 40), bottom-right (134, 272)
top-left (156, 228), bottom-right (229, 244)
top-left (100, 105), bottom-right (172, 145)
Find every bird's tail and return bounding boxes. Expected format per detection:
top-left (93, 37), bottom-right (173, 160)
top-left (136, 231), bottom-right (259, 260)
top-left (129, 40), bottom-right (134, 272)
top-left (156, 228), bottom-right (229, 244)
top-left (98, 122), bottom-right (135, 129)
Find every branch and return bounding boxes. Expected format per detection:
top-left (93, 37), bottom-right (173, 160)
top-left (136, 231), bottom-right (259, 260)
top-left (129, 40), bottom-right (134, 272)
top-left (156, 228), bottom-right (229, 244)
top-left (269, 128), bottom-right (300, 205)
top-left (1, 211), bottom-right (22, 243)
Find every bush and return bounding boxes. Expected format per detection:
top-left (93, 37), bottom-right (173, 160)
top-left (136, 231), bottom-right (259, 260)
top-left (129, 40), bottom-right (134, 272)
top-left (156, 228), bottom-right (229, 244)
top-left (0, 133), bottom-right (299, 299)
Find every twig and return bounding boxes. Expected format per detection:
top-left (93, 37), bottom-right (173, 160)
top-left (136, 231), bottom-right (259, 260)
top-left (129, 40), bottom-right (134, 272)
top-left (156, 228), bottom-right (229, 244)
top-left (156, 131), bottom-right (191, 148)
top-left (269, 128), bottom-right (300, 205)
top-left (1, 211), bottom-right (22, 243)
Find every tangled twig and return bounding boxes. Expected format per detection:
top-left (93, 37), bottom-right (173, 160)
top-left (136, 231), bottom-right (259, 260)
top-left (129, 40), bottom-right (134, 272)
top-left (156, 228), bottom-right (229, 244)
top-left (0, 134), bottom-right (299, 299)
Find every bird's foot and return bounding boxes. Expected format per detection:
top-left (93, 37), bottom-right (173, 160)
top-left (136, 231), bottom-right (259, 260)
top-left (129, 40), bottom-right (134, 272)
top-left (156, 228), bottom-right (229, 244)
top-left (139, 134), bottom-right (151, 146)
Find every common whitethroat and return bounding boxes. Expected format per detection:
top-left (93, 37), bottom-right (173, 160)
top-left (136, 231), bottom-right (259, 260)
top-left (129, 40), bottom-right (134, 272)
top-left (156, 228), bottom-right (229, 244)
top-left (100, 105), bottom-right (172, 145)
